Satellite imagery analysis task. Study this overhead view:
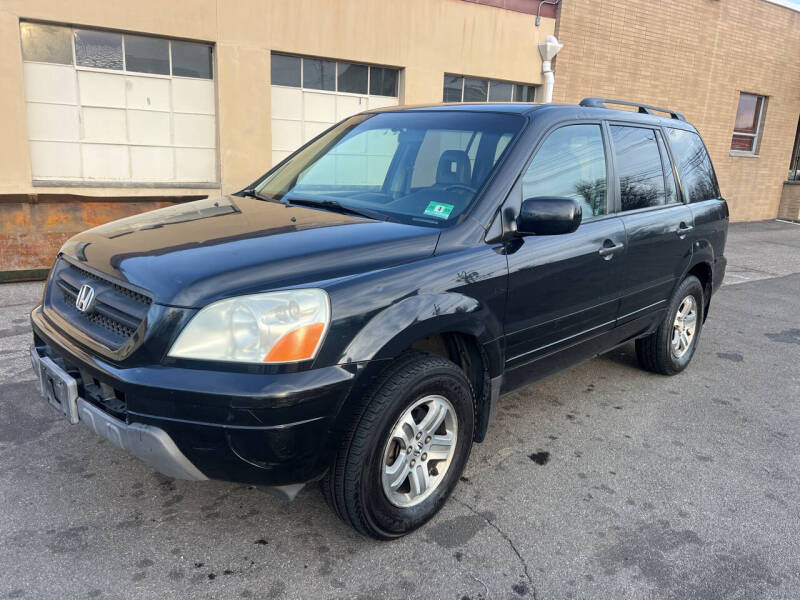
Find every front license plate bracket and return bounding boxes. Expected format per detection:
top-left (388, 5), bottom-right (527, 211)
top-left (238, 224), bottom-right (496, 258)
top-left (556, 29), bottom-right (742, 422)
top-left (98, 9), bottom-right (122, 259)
top-left (38, 356), bottom-right (80, 424)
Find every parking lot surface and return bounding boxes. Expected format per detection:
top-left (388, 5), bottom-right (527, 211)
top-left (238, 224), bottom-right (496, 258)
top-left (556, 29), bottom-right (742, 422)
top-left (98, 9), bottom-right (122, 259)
top-left (1, 220), bottom-right (798, 600)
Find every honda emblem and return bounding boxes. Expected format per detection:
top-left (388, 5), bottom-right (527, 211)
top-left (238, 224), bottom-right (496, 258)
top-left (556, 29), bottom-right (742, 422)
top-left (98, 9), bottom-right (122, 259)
top-left (75, 284), bottom-right (96, 313)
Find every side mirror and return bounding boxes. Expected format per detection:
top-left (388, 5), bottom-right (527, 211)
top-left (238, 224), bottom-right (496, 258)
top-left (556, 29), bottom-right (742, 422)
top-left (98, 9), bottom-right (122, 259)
top-left (516, 196), bottom-right (582, 236)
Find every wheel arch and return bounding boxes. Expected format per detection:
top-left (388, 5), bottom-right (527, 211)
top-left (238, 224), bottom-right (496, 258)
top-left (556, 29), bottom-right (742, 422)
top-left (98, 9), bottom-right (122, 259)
top-left (685, 260), bottom-right (713, 322)
top-left (334, 293), bottom-right (504, 445)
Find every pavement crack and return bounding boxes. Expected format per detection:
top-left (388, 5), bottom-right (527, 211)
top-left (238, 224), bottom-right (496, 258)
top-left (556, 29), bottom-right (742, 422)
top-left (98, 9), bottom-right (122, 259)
top-left (452, 495), bottom-right (536, 599)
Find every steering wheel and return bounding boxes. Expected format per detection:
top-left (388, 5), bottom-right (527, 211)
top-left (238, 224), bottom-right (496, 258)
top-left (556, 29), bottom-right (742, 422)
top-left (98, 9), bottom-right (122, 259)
top-left (442, 183), bottom-right (477, 194)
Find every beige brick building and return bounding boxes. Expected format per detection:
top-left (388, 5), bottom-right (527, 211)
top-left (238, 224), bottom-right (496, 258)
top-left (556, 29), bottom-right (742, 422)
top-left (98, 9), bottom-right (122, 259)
top-left (553, 0), bottom-right (800, 223)
top-left (0, 0), bottom-right (798, 278)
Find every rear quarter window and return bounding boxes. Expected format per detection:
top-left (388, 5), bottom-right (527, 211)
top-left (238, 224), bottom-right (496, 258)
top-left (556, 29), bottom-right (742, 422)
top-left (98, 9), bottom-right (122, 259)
top-left (665, 128), bottom-right (720, 202)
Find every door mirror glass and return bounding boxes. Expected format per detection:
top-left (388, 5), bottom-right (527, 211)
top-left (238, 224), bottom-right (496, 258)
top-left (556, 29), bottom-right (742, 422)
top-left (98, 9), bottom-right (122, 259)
top-left (517, 196), bottom-right (582, 235)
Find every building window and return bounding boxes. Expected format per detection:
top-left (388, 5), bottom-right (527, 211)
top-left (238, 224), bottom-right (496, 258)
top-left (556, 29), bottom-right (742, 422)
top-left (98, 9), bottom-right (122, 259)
top-left (442, 74), bottom-right (537, 103)
top-left (269, 53), bottom-right (401, 164)
top-left (731, 92), bottom-right (766, 155)
top-left (20, 22), bottom-right (217, 185)
top-left (271, 53), bottom-right (399, 97)
top-left (789, 117), bottom-right (800, 182)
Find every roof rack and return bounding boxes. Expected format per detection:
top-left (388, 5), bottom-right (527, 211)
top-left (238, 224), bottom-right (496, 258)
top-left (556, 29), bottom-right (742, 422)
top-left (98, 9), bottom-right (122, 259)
top-left (579, 97), bottom-right (686, 121)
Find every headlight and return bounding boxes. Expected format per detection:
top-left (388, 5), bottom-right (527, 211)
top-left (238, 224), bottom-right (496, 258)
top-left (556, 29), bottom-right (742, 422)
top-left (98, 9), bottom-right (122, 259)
top-left (168, 289), bottom-right (330, 363)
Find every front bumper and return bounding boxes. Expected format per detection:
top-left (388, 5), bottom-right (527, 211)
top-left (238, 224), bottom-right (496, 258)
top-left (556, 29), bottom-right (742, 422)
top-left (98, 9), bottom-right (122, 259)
top-left (31, 345), bottom-right (206, 480)
top-left (30, 305), bottom-right (356, 488)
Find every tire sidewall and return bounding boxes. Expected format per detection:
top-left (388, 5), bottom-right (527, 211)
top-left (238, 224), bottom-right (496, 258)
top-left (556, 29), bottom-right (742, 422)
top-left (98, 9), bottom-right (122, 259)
top-left (664, 277), bottom-right (704, 372)
top-left (357, 363), bottom-right (474, 538)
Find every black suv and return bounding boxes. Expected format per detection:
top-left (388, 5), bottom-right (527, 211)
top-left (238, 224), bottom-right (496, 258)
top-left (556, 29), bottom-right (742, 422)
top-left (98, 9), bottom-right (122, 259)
top-left (30, 99), bottom-right (727, 539)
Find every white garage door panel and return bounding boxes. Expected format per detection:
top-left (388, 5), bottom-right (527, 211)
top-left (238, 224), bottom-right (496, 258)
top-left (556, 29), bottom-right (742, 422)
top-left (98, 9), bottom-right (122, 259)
top-left (172, 78), bottom-right (215, 115)
top-left (29, 141), bottom-right (81, 178)
top-left (303, 121), bottom-right (333, 143)
top-left (127, 110), bottom-right (171, 146)
top-left (26, 103), bottom-right (80, 141)
top-left (175, 147), bottom-right (216, 182)
top-left (126, 76), bottom-right (170, 111)
top-left (272, 150), bottom-right (292, 165)
top-left (23, 63), bottom-right (77, 105)
top-left (367, 96), bottom-right (399, 110)
top-left (271, 86), bottom-right (303, 120)
top-left (335, 95), bottom-right (367, 121)
top-left (130, 146), bottom-right (174, 180)
top-left (78, 71), bottom-right (126, 108)
top-left (173, 113), bottom-right (216, 148)
top-left (270, 81), bottom-right (400, 168)
top-left (303, 92), bottom-right (336, 123)
top-left (272, 119), bottom-right (303, 152)
top-left (81, 107), bottom-right (127, 143)
top-left (82, 144), bottom-right (130, 180)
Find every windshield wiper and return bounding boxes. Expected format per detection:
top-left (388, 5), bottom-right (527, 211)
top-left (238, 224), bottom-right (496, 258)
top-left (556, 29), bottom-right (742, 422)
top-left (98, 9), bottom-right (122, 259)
top-left (239, 187), bottom-right (286, 204)
top-left (283, 195), bottom-right (390, 222)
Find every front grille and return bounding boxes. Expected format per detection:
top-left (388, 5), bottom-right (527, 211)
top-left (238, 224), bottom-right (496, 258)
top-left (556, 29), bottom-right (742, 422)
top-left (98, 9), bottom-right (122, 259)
top-left (47, 258), bottom-right (152, 351)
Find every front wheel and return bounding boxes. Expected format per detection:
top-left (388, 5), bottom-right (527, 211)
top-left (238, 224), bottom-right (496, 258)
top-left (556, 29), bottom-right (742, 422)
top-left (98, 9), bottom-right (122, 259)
top-left (636, 275), bottom-right (704, 375)
top-left (321, 352), bottom-right (474, 539)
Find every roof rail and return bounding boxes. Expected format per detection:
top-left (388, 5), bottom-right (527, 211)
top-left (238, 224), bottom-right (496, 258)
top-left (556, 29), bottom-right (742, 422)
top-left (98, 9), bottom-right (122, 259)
top-left (579, 97), bottom-right (686, 121)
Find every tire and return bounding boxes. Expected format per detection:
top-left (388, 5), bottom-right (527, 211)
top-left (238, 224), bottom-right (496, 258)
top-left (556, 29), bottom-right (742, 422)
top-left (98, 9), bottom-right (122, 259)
top-left (321, 351), bottom-right (474, 539)
top-left (636, 275), bottom-right (704, 376)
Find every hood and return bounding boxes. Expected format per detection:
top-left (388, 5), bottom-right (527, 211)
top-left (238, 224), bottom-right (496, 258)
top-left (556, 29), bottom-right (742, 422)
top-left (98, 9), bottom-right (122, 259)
top-left (60, 196), bottom-right (440, 307)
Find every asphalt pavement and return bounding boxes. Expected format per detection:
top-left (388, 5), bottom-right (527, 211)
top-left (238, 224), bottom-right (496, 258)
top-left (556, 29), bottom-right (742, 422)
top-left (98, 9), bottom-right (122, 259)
top-left (0, 220), bottom-right (798, 600)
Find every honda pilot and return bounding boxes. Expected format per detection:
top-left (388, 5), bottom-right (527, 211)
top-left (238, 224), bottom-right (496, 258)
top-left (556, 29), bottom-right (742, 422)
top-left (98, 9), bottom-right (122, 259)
top-left (29, 98), bottom-right (728, 539)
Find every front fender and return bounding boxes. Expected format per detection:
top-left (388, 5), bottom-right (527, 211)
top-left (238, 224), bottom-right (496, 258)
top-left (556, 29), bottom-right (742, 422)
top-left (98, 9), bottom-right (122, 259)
top-left (339, 292), bottom-right (502, 368)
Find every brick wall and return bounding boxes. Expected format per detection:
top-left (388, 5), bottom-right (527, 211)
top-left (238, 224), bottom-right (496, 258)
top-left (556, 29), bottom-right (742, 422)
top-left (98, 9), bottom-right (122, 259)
top-left (0, 197), bottom-right (198, 279)
top-left (553, 0), bottom-right (800, 222)
top-left (778, 182), bottom-right (800, 221)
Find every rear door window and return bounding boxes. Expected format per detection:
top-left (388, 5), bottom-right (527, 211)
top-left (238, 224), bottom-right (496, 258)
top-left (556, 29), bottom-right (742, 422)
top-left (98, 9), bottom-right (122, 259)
top-left (609, 125), bottom-right (666, 211)
top-left (655, 130), bottom-right (679, 204)
top-left (665, 128), bottom-right (720, 202)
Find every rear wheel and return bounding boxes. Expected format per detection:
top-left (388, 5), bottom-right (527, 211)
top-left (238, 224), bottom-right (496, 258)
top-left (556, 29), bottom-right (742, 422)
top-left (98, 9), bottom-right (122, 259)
top-left (321, 352), bottom-right (474, 539)
top-left (636, 275), bottom-right (704, 375)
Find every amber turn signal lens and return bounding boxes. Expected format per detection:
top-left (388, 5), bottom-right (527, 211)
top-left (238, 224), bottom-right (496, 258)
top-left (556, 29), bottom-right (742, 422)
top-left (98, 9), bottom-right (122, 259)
top-left (263, 322), bottom-right (326, 363)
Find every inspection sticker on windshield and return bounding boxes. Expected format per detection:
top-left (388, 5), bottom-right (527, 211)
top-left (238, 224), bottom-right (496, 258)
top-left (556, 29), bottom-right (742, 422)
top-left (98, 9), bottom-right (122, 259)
top-left (423, 202), bottom-right (454, 220)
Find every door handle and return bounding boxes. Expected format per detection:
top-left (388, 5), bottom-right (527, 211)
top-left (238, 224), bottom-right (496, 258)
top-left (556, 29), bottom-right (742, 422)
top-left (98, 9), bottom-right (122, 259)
top-left (598, 240), bottom-right (625, 259)
top-left (676, 223), bottom-right (694, 238)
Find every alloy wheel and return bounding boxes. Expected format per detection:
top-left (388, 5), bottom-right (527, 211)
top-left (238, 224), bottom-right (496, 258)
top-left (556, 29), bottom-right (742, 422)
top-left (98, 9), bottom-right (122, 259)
top-left (671, 294), bottom-right (698, 358)
top-left (380, 394), bottom-right (458, 508)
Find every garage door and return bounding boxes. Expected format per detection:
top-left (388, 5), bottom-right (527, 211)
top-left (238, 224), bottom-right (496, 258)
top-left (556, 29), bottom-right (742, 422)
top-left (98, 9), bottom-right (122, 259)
top-left (270, 53), bottom-right (400, 165)
top-left (20, 22), bottom-right (217, 186)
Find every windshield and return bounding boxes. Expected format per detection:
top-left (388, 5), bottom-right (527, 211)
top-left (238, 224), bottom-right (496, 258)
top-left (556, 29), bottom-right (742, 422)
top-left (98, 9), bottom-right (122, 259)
top-left (255, 111), bottom-right (525, 227)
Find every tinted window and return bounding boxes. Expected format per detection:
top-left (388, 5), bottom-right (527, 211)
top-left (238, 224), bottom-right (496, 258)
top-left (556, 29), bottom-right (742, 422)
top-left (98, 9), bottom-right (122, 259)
top-left (489, 81), bottom-right (513, 101)
top-left (514, 84), bottom-right (536, 102)
top-left (74, 29), bottom-right (123, 70)
top-left (522, 124), bottom-right (608, 217)
top-left (271, 53), bottom-right (301, 87)
top-left (443, 75), bottom-right (463, 102)
top-left (666, 128), bottom-right (719, 202)
top-left (369, 67), bottom-right (398, 97)
top-left (124, 34), bottom-right (169, 75)
top-left (337, 62), bottom-right (368, 94)
top-left (303, 58), bottom-right (335, 91)
top-left (463, 78), bottom-right (488, 102)
top-left (611, 126), bottom-right (666, 211)
top-left (20, 22), bottom-right (73, 65)
top-left (656, 130), bottom-right (678, 204)
top-left (171, 41), bottom-right (212, 78)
